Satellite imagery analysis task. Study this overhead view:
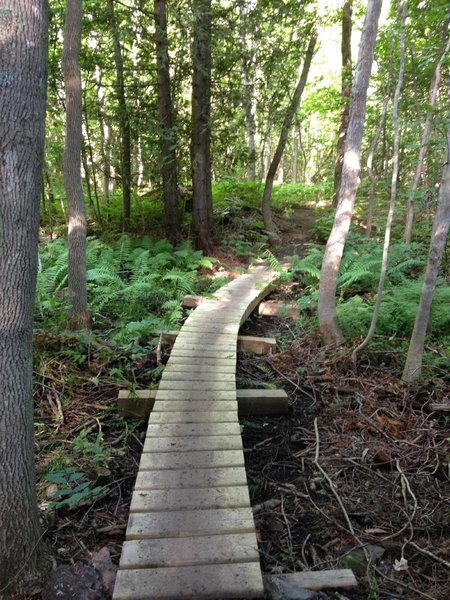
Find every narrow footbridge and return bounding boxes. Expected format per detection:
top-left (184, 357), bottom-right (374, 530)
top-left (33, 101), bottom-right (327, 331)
top-left (113, 265), bottom-right (279, 600)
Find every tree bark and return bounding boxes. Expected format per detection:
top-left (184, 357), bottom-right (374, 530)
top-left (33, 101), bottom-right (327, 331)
top-left (404, 25), bottom-right (450, 243)
top-left (0, 1), bottom-right (48, 594)
top-left (402, 129), bottom-right (450, 382)
top-left (318, 0), bottom-right (382, 345)
top-left (261, 30), bottom-right (317, 240)
top-left (62, 0), bottom-right (90, 329)
top-left (154, 0), bottom-right (182, 246)
top-left (352, 1), bottom-right (407, 365)
top-left (108, 0), bottom-right (132, 231)
top-left (238, 0), bottom-right (257, 181)
top-left (292, 126), bottom-right (299, 184)
top-left (366, 5), bottom-right (396, 236)
top-left (332, 0), bottom-right (353, 208)
top-left (191, 0), bottom-right (214, 253)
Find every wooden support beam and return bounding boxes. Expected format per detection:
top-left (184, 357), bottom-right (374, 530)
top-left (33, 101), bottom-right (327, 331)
top-left (264, 570), bottom-right (358, 595)
top-left (258, 300), bottom-right (300, 320)
top-left (159, 330), bottom-right (277, 355)
top-left (118, 388), bottom-right (288, 419)
top-left (430, 403), bottom-right (450, 412)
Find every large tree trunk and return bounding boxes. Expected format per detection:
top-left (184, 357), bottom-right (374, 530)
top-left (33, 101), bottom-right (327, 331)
top-left (318, 0), bottom-right (382, 345)
top-left (261, 30), bottom-right (317, 240)
top-left (191, 0), bottom-right (214, 253)
top-left (108, 0), bottom-right (132, 231)
top-left (352, 1), bottom-right (407, 365)
top-left (332, 0), bottom-right (353, 208)
top-left (402, 129), bottom-right (450, 382)
top-left (154, 0), bottom-right (182, 246)
top-left (62, 0), bottom-right (90, 329)
top-left (404, 25), bottom-right (450, 243)
top-left (0, 1), bottom-right (48, 594)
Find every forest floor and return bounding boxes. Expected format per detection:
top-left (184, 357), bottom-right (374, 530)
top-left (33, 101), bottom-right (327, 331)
top-left (34, 205), bottom-right (450, 600)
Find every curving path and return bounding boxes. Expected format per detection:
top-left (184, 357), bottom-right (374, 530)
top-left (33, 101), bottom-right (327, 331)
top-left (113, 265), bottom-right (278, 600)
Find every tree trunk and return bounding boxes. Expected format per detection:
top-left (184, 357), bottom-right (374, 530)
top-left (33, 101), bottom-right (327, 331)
top-left (238, 0), bottom-right (257, 181)
top-left (83, 91), bottom-right (103, 226)
top-left (352, 1), bottom-right (407, 365)
top-left (0, 1), bottom-right (48, 594)
top-left (191, 0), bottom-right (214, 253)
top-left (404, 26), bottom-right (450, 243)
top-left (108, 0), bottom-right (132, 231)
top-left (318, 0), bottom-right (382, 345)
top-left (292, 126), bottom-right (299, 184)
top-left (154, 0), bottom-right (182, 246)
top-left (402, 129), bottom-right (450, 382)
top-left (261, 30), bottom-right (317, 240)
top-left (366, 5), bottom-right (396, 235)
top-left (62, 0), bottom-right (90, 329)
top-left (332, 0), bottom-right (353, 208)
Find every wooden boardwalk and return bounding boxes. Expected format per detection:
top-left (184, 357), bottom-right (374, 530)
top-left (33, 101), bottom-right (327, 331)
top-left (113, 266), bottom-right (278, 600)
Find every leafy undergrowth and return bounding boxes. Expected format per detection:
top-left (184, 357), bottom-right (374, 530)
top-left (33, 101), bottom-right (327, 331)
top-left (239, 317), bottom-right (450, 600)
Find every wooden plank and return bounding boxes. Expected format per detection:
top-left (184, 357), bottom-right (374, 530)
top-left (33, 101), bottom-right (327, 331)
top-left (161, 331), bottom-right (277, 355)
top-left (152, 400), bottom-right (237, 412)
top-left (139, 450), bottom-right (244, 470)
top-left (266, 570), bottom-right (358, 591)
top-left (150, 410), bottom-right (237, 423)
top-left (134, 466), bottom-right (247, 489)
top-left (159, 371), bottom-right (236, 383)
top-left (130, 486), bottom-right (250, 512)
top-left (165, 356), bottom-right (236, 370)
top-left (126, 507), bottom-right (257, 539)
top-left (169, 348), bottom-right (237, 359)
top-left (146, 422), bottom-right (241, 438)
top-left (173, 339), bottom-right (237, 352)
top-left (155, 390), bottom-right (236, 401)
top-left (143, 435), bottom-right (243, 453)
top-left (180, 324), bottom-right (240, 335)
top-left (119, 533), bottom-right (260, 568)
top-left (113, 562), bottom-right (264, 600)
top-left (157, 379), bottom-right (236, 392)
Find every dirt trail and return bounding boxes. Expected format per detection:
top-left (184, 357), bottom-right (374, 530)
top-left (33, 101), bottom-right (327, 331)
top-left (273, 205), bottom-right (317, 260)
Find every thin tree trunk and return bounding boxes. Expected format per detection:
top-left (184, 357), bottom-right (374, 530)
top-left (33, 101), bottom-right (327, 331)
top-left (108, 0), bottom-right (132, 231)
top-left (94, 68), bottom-right (111, 204)
top-left (292, 126), bottom-right (299, 184)
top-left (333, 0), bottom-right (353, 207)
top-left (0, 1), bottom-right (48, 593)
top-left (403, 129), bottom-right (450, 381)
top-left (191, 0), bottom-right (214, 253)
top-left (318, 0), bottom-right (383, 345)
top-left (404, 25), bottom-right (450, 243)
top-left (238, 0), bottom-right (257, 181)
top-left (62, 0), bottom-right (89, 328)
top-left (261, 30), bottom-right (317, 240)
top-left (83, 92), bottom-right (103, 226)
top-left (353, 1), bottom-right (407, 365)
top-left (366, 8), bottom-right (396, 236)
top-left (154, 0), bottom-right (182, 245)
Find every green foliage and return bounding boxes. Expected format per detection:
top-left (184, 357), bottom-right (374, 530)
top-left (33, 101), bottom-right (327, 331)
top-left (44, 430), bottom-right (108, 510)
top-left (36, 235), bottom-right (215, 346)
top-left (289, 233), bottom-right (449, 345)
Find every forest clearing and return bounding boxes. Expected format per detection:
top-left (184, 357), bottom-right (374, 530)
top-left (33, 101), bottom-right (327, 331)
top-left (0, 0), bottom-right (449, 599)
